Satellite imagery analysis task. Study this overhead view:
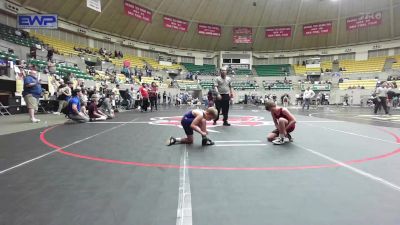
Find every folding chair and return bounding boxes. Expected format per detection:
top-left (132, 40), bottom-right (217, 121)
top-left (0, 102), bottom-right (11, 116)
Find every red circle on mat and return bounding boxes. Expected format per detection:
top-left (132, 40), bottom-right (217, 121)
top-left (40, 126), bottom-right (400, 171)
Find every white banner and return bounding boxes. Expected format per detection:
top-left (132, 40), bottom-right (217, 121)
top-left (87, 0), bottom-right (101, 12)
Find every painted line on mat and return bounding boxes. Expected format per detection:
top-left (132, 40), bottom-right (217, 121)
top-left (40, 126), bottom-right (400, 171)
top-left (294, 143), bottom-right (400, 192)
top-left (214, 140), bottom-right (262, 143)
top-left (176, 145), bottom-right (192, 225)
top-left (0, 119), bottom-right (136, 175)
top-left (305, 124), bottom-right (400, 145)
top-left (214, 144), bottom-right (268, 147)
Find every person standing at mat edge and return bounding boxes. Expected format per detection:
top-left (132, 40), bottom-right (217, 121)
top-left (213, 66), bottom-right (234, 126)
top-left (302, 87), bottom-right (315, 110)
top-left (374, 81), bottom-right (390, 115)
top-left (167, 107), bottom-right (218, 146)
top-left (23, 69), bottom-right (42, 123)
top-left (265, 101), bottom-right (296, 145)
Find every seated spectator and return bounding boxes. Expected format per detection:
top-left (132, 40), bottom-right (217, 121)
top-left (99, 93), bottom-right (115, 119)
top-left (88, 94), bottom-right (107, 121)
top-left (67, 89), bottom-right (89, 123)
top-left (80, 89), bottom-right (89, 114)
top-left (15, 29), bottom-right (22, 37)
top-left (47, 59), bottom-right (56, 75)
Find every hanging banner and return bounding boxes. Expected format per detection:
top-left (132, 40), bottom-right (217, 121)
top-left (198, 23), bottom-right (221, 37)
top-left (163, 16), bottom-right (189, 32)
top-left (87, 0), bottom-right (101, 12)
top-left (346, 11), bottom-right (382, 30)
top-left (303, 22), bottom-right (332, 36)
top-left (124, 0), bottom-right (152, 23)
top-left (265, 26), bottom-right (292, 38)
top-left (233, 27), bottom-right (252, 44)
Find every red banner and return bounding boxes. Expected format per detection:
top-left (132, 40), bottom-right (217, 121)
top-left (163, 16), bottom-right (188, 32)
top-left (124, 0), bottom-right (152, 23)
top-left (198, 24), bottom-right (221, 37)
top-left (303, 22), bottom-right (332, 36)
top-left (346, 11), bottom-right (382, 30)
top-left (233, 27), bottom-right (252, 44)
top-left (265, 26), bottom-right (292, 38)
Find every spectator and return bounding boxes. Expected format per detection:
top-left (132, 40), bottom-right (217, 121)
top-left (99, 93), bottom-right (115, 119)
top-left (30, 46), bottom-right (36, 59)
top-left (139, 83), bottom-right (149, 112)
top-left (149, 82), bottom-right (158, 111)
top-left (88, 94), bottom-right (107, 121)
top-left (15, 29), bottom-right (22, 37)
top-left (47, 48), bottom-right (54, 61)
top-left (23, 70), bottom-right (42, 123)
top-left (302, 87), bottom-right (315, 110)
top-left (67, 89), bottom-right (89, 123)
top-left (53, 81), bottom-right (71, 115)
top-left (47, 59), bottom-right (56, 75)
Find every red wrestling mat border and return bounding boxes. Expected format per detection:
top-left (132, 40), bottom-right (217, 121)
top-left (40, 126), bottom-right (400, 171)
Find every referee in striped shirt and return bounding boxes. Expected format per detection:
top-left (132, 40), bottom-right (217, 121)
top-left (213, 66), bottom-right (234, 126)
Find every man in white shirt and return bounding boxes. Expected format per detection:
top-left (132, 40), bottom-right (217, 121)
top-left (302, 87), bottom-right (315, 110)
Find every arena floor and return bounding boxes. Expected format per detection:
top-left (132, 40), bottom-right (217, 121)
top-left (1, 105), bottom-right (400, 225)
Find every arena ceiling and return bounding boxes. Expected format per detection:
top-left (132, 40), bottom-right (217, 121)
top-left (12, 0), bottom-right (400, 52)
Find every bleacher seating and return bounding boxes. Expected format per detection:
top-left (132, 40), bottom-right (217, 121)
top-left (263, 82), bottom-right (292, 90)
top-left (31, 33), bottom-right (81, 56)
top-left (142, 57), bottom-right (181, 70)
top-left (0, 24), bottom-right (42, 48)
top-left (338, 79), bottom-right (377, 90)
top-left (321, 61), bottom-right (332, 72)
top-left (181, 63), bottom-right (216, 75)
top-left (28, 58), bottom-right (93, 80)
top-left (33, 32), bottom-right (146, 69)
top-left (134, 76), bottom-right (162, 86)
top-left (294, 65), bottom-right (321, 75)
top-left (391, 55), bottom-right (400, 70)
top-left (232, 81), bottom-right (258, 90)
top-left (0, 50), bottom-right (18, 61)
top-left (254, 64), bottom-right (291, 76)
top-left (199, 79), bottom-right (258, 90)
top-left (176, 80), bottom-right (200, 90)
top-left (339, 57), bottom-right (385, 74)
top-left (112, 54), bottom-right (145, 68)
top-left (300, 83), bottom-right (331, 91)
top-left (233, 69), bottom-right (252, 75)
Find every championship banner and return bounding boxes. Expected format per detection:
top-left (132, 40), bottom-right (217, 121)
top-left (346, 11), bottom-right (382, 30)
top-left (124, 0), bottom-right (152, 23)
top-left (198, 23), bottom-right (221, 37)
top-left (265, 26), bottom-right (292, 38)
top-left (303, 22), bottom-right (332, 36)
top-left (233, 27), bottom-right (252, 44)
top-left (163, 16), bottom-right (189, 32)
top-left (87, 0), bottom-right (101, 12)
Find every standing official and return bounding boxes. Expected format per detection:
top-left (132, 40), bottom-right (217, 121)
top-left (213, 67), bottom-right (234, 126)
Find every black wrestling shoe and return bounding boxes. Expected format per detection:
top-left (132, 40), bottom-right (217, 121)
top-left (223, 122), bottom-right (231, 126)
top-left (202, 137), bottom-right (215, 146)
top-left (287, 133), bottom-right (294, 142)
top-left (166, 136), bottom-right (177, 146)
